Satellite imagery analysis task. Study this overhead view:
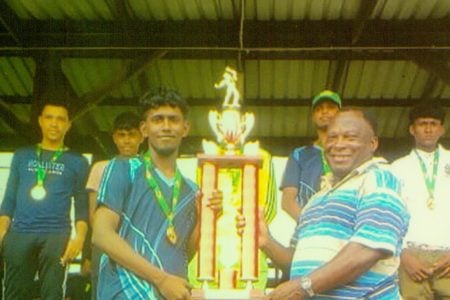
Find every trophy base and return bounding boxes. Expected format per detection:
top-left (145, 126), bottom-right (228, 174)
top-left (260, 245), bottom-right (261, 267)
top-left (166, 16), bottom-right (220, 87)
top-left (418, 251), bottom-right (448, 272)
top-left (192, 288), bottom-right (264, 300)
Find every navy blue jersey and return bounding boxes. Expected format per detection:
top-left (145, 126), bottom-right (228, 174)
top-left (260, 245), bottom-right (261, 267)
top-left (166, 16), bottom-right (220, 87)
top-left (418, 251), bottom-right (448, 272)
top-left (97, 157), bottom-right (198, 299)
top-left (280, 145), bottom-right (323, 208)
top-left (0, 145), bottom-right (89, 233)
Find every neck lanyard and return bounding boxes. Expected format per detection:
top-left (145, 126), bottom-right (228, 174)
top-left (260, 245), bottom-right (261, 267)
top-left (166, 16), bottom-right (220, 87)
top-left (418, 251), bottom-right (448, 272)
top-left (320, 147), bottom-right (332, 175)
top-left (30, 144), bottom-right (65, 201)
top-left (142, 151), bottom-right (181, 245)
top-left (414, 149), bottom-right (439, 209)
top-left (35, 144), bottom-right (65, 185)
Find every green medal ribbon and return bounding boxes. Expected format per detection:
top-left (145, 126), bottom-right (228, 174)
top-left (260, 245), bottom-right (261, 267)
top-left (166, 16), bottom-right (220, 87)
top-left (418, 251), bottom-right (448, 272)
top-left (143, 151), bottom-right (182, 245)
top-left (319, 147), bottom-right (333, 191)
top-left (320, 148), bottom-right (332, 175)
top-left (414, 149), bottom-right (439, 209)
top-left (30, 144), bottom-right (65, 201)
top-left (35, 144), bottom-right (65, 186)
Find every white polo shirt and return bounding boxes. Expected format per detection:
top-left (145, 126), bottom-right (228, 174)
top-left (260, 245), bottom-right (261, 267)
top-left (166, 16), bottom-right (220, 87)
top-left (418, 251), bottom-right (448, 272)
top-left (391, 145), bottom-right (450, 248)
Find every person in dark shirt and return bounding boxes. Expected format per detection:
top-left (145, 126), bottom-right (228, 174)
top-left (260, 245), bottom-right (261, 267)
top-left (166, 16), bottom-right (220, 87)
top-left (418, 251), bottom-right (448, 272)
top-left (0, 101), bottom-right (89, 299)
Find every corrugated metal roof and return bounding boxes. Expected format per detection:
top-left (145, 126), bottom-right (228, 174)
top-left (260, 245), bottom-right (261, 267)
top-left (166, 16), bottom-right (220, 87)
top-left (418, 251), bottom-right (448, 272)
top-left (2, 56), bottom-right (450, 139)
top-left (0, 57), bottom-right (34, 96)
top-left (7, 0), bottom-right (450, 21)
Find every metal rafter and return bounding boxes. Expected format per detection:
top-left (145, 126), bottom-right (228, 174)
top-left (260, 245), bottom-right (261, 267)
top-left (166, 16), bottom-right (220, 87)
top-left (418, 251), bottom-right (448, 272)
top-left (0, 1), bottom-right (23, 46)
top-left (0, 97), bottom-right (30, 140)
top-left (1, 19), bottom-right (449, 50)
top-left (72, 50), bottom-right (167, 121)
top-left (3, 96), bottom-right (448, 108)
top-left (351, 0), bottom-right (379, 45)
top-left (409, 52), bottom-right (450, 87)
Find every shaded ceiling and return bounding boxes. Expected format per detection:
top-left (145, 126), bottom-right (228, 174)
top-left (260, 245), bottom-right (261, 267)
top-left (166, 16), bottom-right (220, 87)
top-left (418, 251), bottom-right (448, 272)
top-left (1, 0), bottom-right (450, 160)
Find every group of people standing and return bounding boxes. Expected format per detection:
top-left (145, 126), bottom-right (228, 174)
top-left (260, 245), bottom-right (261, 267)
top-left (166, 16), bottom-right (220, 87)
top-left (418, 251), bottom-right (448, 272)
top-left (0, 86), bottom-right (448, 300)
top-left (273, 90), bottom-right (450, 299)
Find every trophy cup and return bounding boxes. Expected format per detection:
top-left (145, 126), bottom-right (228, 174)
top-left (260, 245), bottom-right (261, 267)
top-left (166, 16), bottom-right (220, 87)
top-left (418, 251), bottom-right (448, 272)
top-left (192, 67), bottom-right (264, 300)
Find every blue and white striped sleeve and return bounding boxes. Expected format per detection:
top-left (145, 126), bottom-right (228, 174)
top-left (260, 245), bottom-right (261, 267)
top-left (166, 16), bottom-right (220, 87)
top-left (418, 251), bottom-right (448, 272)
top-left (351, 169), bottom-right (410, 256)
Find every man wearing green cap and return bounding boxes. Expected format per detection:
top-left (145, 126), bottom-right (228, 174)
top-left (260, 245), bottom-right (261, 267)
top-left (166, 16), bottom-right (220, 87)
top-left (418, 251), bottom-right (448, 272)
top-left (280, 90), bottom-right (341, 221)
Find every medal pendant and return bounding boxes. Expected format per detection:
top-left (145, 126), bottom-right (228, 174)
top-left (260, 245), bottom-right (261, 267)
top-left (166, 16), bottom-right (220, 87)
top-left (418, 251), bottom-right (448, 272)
top-left (320, 174), bottom-right (333, 191)
top-left (166, 226), bottom-right (178, 245)
top-left (30, 184), bottom-right (47, 201)
top-left (426, 197), bottom-right (435, 209)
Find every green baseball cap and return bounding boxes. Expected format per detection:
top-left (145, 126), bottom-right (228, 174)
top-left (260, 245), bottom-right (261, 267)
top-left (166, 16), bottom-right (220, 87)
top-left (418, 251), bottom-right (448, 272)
top-left (312, 90), bottom-right (342, 109)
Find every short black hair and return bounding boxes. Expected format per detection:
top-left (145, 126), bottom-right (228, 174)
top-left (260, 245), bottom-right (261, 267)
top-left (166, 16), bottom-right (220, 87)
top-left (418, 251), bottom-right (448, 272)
top-left (139, 87), bottom-right (189, 119)
top-left (38, 100), bottom-right (72, 119)
top-left (112, 111), bottom-right (141, 132)
top-left (409, 101), bottom-right (445, 125)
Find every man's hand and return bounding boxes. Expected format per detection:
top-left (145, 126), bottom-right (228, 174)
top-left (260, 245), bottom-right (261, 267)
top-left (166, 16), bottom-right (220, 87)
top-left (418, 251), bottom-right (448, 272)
top-left (81, 258), bottom-right (91, 276)
top-left (206, 189), bottom-right (223, 214)
top-left (432, 251), bottom-right (450, 278)
top-left (0, 230), bottom-right (7, 252)
top-left (400, 249), bottom-right (433, 282)
top-left (263, 278), bottom-right (304, 300)
top-left (60, 237), bottom-right (84, 266)
top-left (156, 273), bottom-right (192, 300)
top-left (0, 216), bottom-right (11, 252)
top-left (236, 209), bottom-right (270, 248)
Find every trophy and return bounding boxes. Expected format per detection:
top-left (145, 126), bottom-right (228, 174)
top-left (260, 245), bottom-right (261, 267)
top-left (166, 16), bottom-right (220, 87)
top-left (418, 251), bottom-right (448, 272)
top-left (192, 67), bottom-right (264, 299)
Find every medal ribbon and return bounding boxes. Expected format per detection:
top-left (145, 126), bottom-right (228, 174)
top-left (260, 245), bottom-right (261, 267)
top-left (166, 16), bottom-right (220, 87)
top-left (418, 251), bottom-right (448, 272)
top-left (414, 149), bottom-right (439, 205)
top-left (35, 144), bottom-right (65, 186)
top-left (142, 152), bottom-right (182, 229)
top-left (320, 148), bottom-right (332, 175)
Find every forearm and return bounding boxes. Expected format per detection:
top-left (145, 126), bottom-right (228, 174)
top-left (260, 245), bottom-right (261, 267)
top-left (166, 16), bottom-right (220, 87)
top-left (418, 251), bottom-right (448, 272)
top-left (74, 220), bottom-right (88, 243)
top-left (308, 242), bottom-right (387, 294)
top-left (260, 235), bottom-right (294, 272)
top-left (281, 187), bottom-right (301, 221)
top-left (282, 200), bottom-right (301, 221)
top-left (187, 220), bottom-right (200, 260)
top-left (0, 215), bottom-right (11, 237)
top-left (92, 223), bottom-right (167, 286)
top-left (88, 191), bottom-right (98, 226)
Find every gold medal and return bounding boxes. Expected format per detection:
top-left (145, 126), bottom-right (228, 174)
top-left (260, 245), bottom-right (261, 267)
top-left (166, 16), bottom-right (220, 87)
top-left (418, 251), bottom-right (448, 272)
top-left (166, 225), bottom-right (178, 245)
top-left (320, 174), bottom-right (333, 191)
top-left (30, 184), bottom-right (47, 201)
top-left (426, 197), bottom-right (435, 209)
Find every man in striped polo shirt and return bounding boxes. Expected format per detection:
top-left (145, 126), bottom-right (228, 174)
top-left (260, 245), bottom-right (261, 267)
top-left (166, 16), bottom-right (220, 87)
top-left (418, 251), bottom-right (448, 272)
top-left (260, 108), bottom-right (409, 299)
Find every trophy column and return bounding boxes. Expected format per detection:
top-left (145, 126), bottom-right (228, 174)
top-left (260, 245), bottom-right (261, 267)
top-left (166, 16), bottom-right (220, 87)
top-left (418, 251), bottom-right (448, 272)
top-left (192, 66), bottom-right (265, 299)
top-left (192, 155), bottom-right (264, 300)
top-left (197, 162), bottom-right (218, 285)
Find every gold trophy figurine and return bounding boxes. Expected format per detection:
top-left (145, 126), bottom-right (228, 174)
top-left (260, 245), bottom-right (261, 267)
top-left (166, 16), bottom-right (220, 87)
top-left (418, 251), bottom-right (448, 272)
top-left (206, 67), bottom-right (256, 155)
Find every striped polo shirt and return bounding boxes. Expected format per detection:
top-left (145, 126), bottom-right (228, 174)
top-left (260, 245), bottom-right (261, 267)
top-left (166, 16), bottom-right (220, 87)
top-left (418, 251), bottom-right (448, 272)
top-left (290, 158), bottom-right (409, 299)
